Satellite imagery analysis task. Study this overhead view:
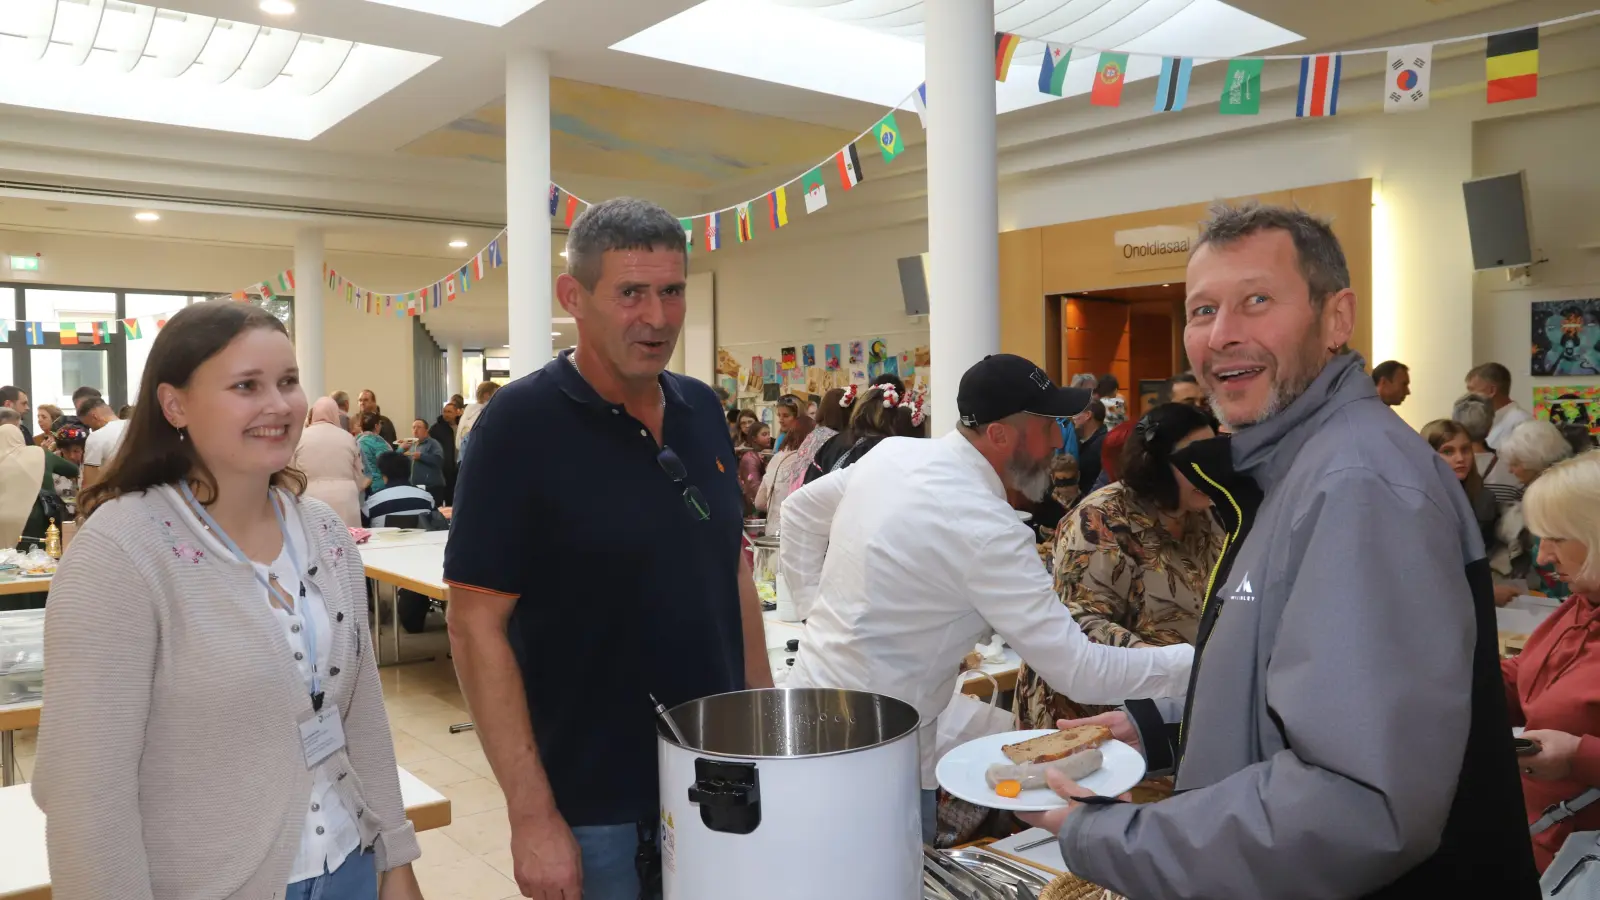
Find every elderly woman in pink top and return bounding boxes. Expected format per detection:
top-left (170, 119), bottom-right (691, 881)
top-left (293, 396), bottom-right (367, 526)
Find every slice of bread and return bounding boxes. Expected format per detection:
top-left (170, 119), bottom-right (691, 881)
top-left (1001, 725), bottom-right (1112, 765)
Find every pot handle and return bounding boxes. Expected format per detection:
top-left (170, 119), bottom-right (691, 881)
top-left (686, 758), bottom-right (762, 835)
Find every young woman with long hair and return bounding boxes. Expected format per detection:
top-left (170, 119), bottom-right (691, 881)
top-left (34, 302), bottom-right (424, 900)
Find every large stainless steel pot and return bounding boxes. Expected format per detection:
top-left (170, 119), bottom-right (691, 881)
top-left (658, 688), bottom-right (922, 900)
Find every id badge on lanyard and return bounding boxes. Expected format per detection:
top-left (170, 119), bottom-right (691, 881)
top-left (180, 483), bottom-right (341, 770)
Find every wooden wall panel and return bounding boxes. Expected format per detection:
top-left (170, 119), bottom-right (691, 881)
top-left (999, 228), bottom-right (1045, 365)
top-left (1129, 312), bottom-right (1175, 418)
top-left (1001, 178), bottom-right (1373, 366)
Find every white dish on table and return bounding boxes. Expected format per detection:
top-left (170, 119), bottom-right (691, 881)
top-left (936, 729), bottom-right (1145, 812)
top-left (18, 572), bottom-right (52, 579)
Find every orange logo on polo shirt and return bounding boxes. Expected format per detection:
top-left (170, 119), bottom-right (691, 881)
top-left (716, 458), bottom-right (726, 473)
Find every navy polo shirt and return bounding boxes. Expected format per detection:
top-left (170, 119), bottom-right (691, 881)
top-left (443, 351), bottom-right (746, 826)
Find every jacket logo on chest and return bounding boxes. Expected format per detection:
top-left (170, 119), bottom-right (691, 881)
top-left (1229, 571), bottom-right (1256, 602)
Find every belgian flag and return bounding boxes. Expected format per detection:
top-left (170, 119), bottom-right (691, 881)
top-left (1486, 28), bottom-right (1538, 104)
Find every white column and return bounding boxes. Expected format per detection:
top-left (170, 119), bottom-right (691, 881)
top-left (505, 48), bottom-right (553, 377)
top-left (924, 0), bottom-right (1000, 433)
top-left (293, 228), bottom-right (326, 400)
top-left (446, 340), bottom-right (463, 399)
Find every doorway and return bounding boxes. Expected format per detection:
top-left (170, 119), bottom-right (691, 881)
top-left (1051, 281), bottom-right (1187, 420)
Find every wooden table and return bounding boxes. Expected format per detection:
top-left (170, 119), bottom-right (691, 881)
top-left (0, 767), bottom-right (451, 900)
top-left (0, 578), bottom-right (50, 597)
top-left (0, 702), bottom-right (40, 788)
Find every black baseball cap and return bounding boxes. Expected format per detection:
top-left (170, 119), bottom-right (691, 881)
top-left (957, 354), bottom-right (1092, 427)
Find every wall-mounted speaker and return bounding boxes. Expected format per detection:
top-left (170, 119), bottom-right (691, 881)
top-left (1462, 171), bottom-right (1534, 270)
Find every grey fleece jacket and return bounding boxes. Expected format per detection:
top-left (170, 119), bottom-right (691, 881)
top-left (1059, 353), bottom-right (1518, 898)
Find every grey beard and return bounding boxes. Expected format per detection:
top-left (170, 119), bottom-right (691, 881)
top-left (1212, 352), bottom-right (1325, 430)
top-left (1007, 456), bottom-right (1053, 502)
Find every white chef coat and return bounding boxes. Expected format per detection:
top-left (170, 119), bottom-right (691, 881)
top-left (780, 431), bottom-right (1193, 788)
top-left (1487, 401), bottom-right (1533, 452)
top-left (172, 487), bottom-right (360, 881)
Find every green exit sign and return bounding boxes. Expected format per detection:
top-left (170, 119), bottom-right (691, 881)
top-left (8, 256), bottom-right (38, 272)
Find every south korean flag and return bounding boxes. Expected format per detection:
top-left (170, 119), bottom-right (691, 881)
top-left (1385, 44), bottom-right (1432, 113)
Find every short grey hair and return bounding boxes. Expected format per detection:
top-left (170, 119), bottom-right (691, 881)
top-left (566, 197), bottom-right (687, 291)
top-left (1069, 373), bottom-right (1097, 390)
top-left (1452, 393), bottom-right (1494, 444)
top-left (1500, 419), bottom-right (1573, 479)
top-left (1194, 203), bottom-right (1351, 312)
top-left (1525, 452), bottom-right (1600, 583)
top-left (0, 408), bottom-right (18, 427)
top-left (1466, 362), bottom-right (1512, 396)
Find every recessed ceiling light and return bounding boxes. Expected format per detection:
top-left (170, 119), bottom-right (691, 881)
top-left (551, 331), bottom-right (561, 337)
top-left (448, 239), bottom-right (469, 248)
top-left (134, 211), bottom-right (161, 222)
top-left (260, 0), bottom-right (297, 15)
top-left (1162, 283), bottom-right (1171, 287)
top-left (559, 250), bottom-right (569, 258)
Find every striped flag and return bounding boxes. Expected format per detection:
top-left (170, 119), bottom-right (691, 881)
top-left (995, 32), bottom-right (1021, 82)
top-left (1486, 28), bottom-right (1538, 103)
top-left (471, 252), bottom-right (485, 280)
top-left (911, 82), bottom-right (928, 128)
top-left (60, 323), bottom-right (78, 345)
top-left (90, 321), bottom-right (104, 345)
top-left (548, 184), bottom-right (559, 217)
top-left (24, 322), bottom-right (43, 346)
top-left (1153, 57), bottom-right (1193, 112)
top-left (835, 144), bottom-right (863, 190)
top-left (488, 238), bottom-right (503, 267)
top-left (278, 270), bottom-right (295, 293)
top-left (679, 217), bottom-right (695, 253)
top-left (1296, 53), bottom-right (1343, 117)
top-left (446, 275), bottom-right (459, 302)
top-left (767, 188), bottom-right (788, 229)
top-left (736, 204), bottom-right (753, 243)
top-left (705, 212), bottom-right (721, 251)
top-left (564, 194), bottom-right (579, 227)
top-left (1038, 43), bottom-right (1070, 96)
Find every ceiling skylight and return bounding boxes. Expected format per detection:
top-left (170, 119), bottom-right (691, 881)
top-left (356, 0), bottom-right (553, 27)
top-left (613, 0), bottom-right (1301, 115)
top-left (0, 0), bottom-right (438, 139)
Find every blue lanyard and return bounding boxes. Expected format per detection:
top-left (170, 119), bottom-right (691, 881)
top-left (179, 483), bottom-right (322, 708)
top-left (1058, 419), bottom-right (1080, 461)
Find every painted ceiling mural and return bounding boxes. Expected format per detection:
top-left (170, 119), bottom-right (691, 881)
top-left (401, 79), bottom-right (857, 190)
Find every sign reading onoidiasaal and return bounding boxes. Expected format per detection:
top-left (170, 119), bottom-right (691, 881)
top-left (1113, 225), bottom-right (1198, 273)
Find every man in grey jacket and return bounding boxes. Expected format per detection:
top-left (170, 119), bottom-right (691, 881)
top-left (1026, 205), bottom-right (1537, 898)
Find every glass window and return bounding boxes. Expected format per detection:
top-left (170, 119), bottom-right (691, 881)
top-left (125, 294), bottom-right (191, 401)
top-left (462, 351), bottom-right (484, 393)
top-left (0, 288), bottom-right (13, 389)
top-left (24, 289), bottom-right (115, 410)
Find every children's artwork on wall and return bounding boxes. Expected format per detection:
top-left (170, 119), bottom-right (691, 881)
top-left (1535, 386), bottom-right (1600, 437)
top-left (780, 346), bottom-right (798, 370)
top-left (825, 344), bottom-right (842, 370)
top-left (868, 361), bottom-right (882, 380)
top-left (849, 340), bottom-right (865, 364)
top-left (914, 345), bottom-right (930, 368)
top-left (806, 367), bottom-right (823, 395)
top-left (802, 344), bottom-right (816, 367)
top-left (747, 357), bottom-right (764, 392)
top-left (899, 351), bottom-right (914, 377)
top-left (1532, 298), bottom-right (1600, 376)
top-left (869, 338), bottom-right (888, 364)
top-left (883, 356), bottom-right (899, 377)
top-left (717, 348), bottom-right (741, 377)
top-left (764, 359), bottom-right (779, 384)
top-left (719, 376), bottom-right (738, 398)
top-left (851, 366), bottom-right (868, 383)
top-left (760, 396), bottom-right (777, 415)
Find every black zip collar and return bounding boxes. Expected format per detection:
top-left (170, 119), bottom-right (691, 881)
top-left (1167, 434), bottom-right (1265, 768)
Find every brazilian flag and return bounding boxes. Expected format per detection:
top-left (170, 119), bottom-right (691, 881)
top-left (875, 112), bottom-right (903, 163)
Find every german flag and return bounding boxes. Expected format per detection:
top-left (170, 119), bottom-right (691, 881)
top-left (1486, 28), bottom-right (1537, 104)
top-left (995, 32), bottom-right (1021, 82)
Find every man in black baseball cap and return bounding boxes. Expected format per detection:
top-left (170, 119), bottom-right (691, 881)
top-left (957, 354), bottom-right (1092, 502)
top-left (958, 353), bottom-right (1094, 427)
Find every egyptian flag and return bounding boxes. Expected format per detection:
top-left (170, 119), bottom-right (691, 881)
top-left (835, 144), bottom-right (863, 191)
top-left (1486, 28), bottom-right (1538, 103)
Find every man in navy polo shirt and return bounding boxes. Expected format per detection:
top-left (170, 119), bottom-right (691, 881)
top-left (444, 197), bottom-right (770, 900)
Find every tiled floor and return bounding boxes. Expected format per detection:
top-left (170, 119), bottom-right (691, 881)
top-left (10, 618), bottom-right (528, 900)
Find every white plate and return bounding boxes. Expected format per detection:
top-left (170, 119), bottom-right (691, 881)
top-left (19, 572), bottom-right (53, 579)
top-left (936, 729), bottom-right (1146, 812)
